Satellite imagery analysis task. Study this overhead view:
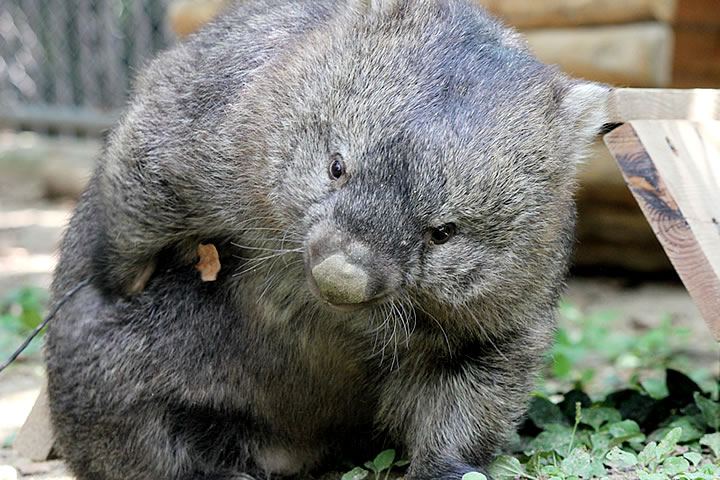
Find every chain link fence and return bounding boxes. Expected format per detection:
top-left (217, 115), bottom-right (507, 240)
top-left (0, 0), bottom-right (176, 135)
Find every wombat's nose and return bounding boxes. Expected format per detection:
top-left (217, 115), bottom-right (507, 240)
top-left (311, 253), bottom-right (369, 305)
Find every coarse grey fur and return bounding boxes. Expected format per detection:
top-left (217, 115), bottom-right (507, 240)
top-left (45, 0), bottom-right (609, 479)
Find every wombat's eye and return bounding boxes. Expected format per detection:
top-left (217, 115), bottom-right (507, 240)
top-left (328, 153), bottom-right (345, 180)
top-left (429, 223), bottom-right (456, 245)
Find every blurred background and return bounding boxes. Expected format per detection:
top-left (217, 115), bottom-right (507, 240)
top-left (0, 1), bottom-right (719, 477)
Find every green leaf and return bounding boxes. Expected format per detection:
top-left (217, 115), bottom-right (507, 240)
top-left (342, 467), bottom-right (369, 480)
top-left (590, 432), bottom-right (611, 455)
top-left (581, 407), bottom-right (622, 432)
top-left (487, 455), bottom-right (526, 480)
top-left (461, 473), bottom-right (488, 480)
top-left (526, 424), bottom-right (574, 456)
top-left (667, 417), bottom-right (705, 442)
top-left (363, 462), bottom-right (377, 474)
top-left (656, 427), bottom-right (683, 460)
top-left (700, 462), bottom-right (720, 475)
top-left (2, 432), bottom-right (16, 449)
top-left (642, 378), bottom-right (670, 400)
top-left (392, 460), bottom-right (409, 467)
top-left (694, 392), bottom-right (720, 431)
top-left (639, 442), bottom-right (658, 467)
top-left (662, 456), bottom-right (690, 477)
top-left (637, 472), bottom-right (670, 480)
top-left (558, 301), bottom-right (583, 322)
top-left (372, 450), bottom-right (395, 473)
top-left (609, 432), bottom-right (647, 450)
top-left (552, 352), bottom-right (572, 378)
top-left (608, 419), bottom-right (642, 438)
top-left (540, 465), bottom-right (563, 476)
top-left (699, 432), bottom-right (720, 459)
top-left (525, 451), bottom-right (555, 477)
top-left (606, 446), bottom-right (638, 466)
top-left (675, 474), bottom-right (714, 480)
top-left (528, 396), bottom-right (567, 428)
top-left (19, 308), bottom-right (43, 332)
top-left (682, 451), bottom-right (702, 466)
top-left (562, 447), bottom-right (601, 478)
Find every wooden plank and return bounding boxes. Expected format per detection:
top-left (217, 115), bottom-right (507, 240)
top-left (672, 29), bottom-right (720, 79)
top-left (0, 104), bottom-right (118, 136)
top-left (673, 0), bottom-right (720, 26)
top-left (478, 0), bottom-right (677, 28)
top-left (608, 88), bottom-right (720, 122)
top-left (13, 380), bottom-right (55, 461)
top-left (523, 23), bottom-right (673, 87)
top-left (604, 122), bottom-right (720, 340)
top-left (632, 121), bottom-right (720, 277)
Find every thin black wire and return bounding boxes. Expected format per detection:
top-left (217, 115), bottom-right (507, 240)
top-left (0, 278), bottom-right (90, 373)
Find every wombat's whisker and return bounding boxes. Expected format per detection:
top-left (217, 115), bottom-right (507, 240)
top-left (256, 254), bottom-right (304, 302)
top-left (230, 241), bottom-right (302, 253)
top-left (239, 228), bottom-right (304, 240)
top-left (396, 296), bottom-right (416, 348)
top-left (463, 306), bottom-right (509, 362)
top-left (388, 300), bottom-right (399, 345)
top-left (414, 301), bottom-right (452, 357)
top-left (238, 249), bottom-right (302, 262)
top-left (233, 256), bottom-right (303, 279)
top-left (377, 304), bottom-right (394, 366)
top-left (391, 300), bottom-right (406, 342)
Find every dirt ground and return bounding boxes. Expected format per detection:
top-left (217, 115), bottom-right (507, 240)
top-left (0, 133), bottom-right (718, 479)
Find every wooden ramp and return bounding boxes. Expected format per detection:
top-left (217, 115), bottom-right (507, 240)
top-left (605, 88), bottom-right (720, 340)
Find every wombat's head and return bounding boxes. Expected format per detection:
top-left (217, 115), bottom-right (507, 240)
top-left (229, 0), bottom-right (608, 329)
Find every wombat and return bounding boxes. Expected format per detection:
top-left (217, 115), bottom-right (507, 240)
top-left (44, 0), bottom-right (609, 479)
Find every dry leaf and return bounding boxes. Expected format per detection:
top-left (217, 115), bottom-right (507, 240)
top-left (196, 243), bottom-right (221, 282)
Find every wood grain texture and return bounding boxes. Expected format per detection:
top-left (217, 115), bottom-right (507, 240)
top-left (632, 121), bottom-right (720, 277)
top-left (604, 122), bottom-right (720, 340)
top-left (608, 88), bottom-right (720, 122)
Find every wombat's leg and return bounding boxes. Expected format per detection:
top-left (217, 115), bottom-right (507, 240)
top-left (379, 330), bottom-right (548, 480)
top-left (51, 398), bottom-right (258, 480)
top-left (90, 173), bottom-right (205, 296)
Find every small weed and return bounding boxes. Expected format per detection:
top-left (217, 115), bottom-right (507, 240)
top-left (0, 286), bottom-right (48, 360)
top-left (546, 301), bottom-right (712, 396)
top-left (491, 369), bottom-right (720, 479)
top-left (341, 450), bottom-right (409, 480)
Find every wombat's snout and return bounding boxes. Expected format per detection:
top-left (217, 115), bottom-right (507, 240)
top-left (311, 254), bottom-right (369, 305)
top-left (307, 237), bottom-right (389, 310)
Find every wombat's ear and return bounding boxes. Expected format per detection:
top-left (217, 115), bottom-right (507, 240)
top-left (558, 82), bottom-right (611, 145)
top-left (350, 0), bottom-right (398, 14)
